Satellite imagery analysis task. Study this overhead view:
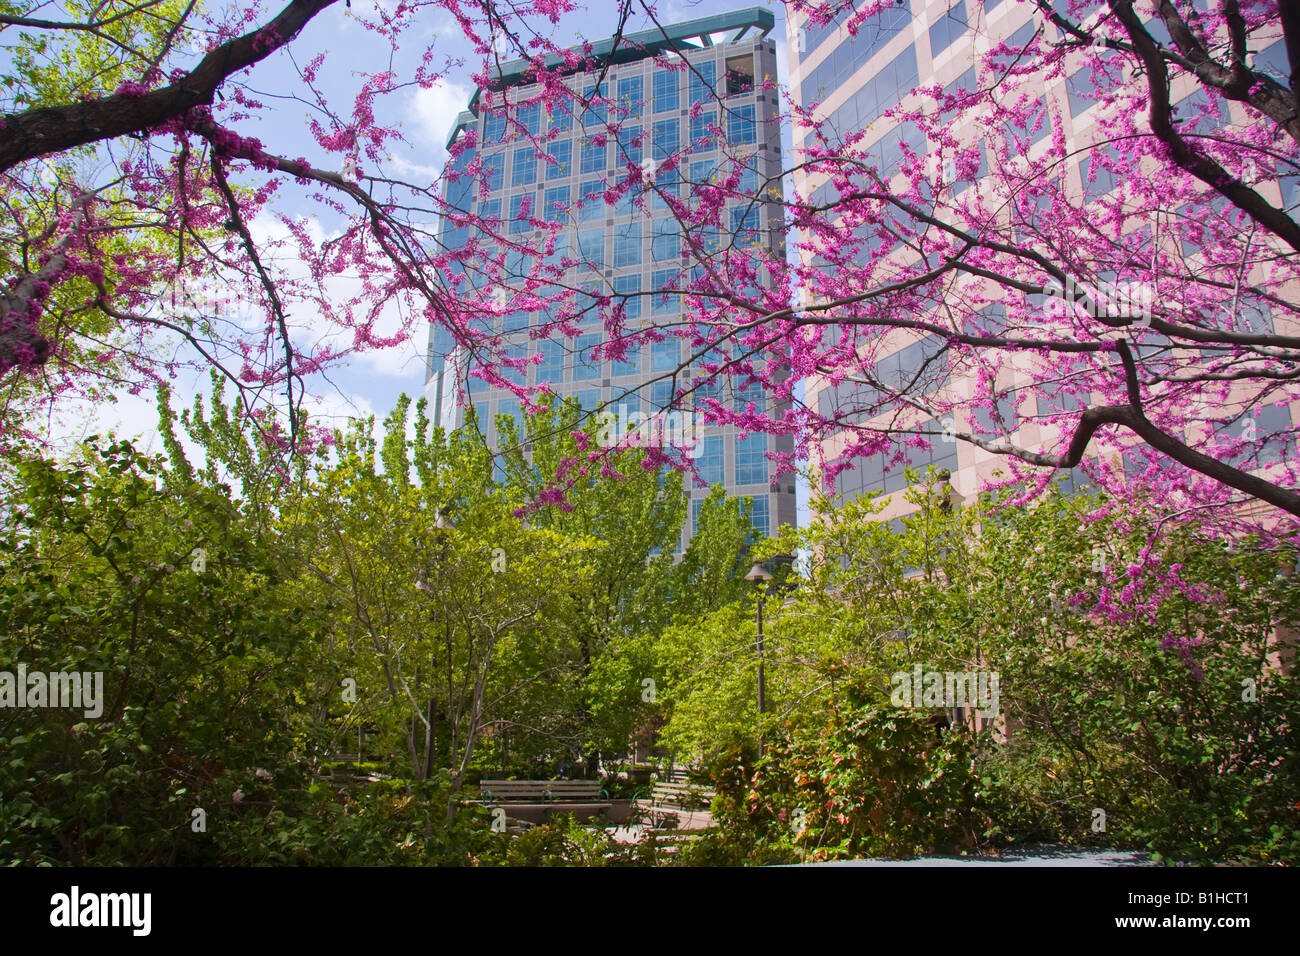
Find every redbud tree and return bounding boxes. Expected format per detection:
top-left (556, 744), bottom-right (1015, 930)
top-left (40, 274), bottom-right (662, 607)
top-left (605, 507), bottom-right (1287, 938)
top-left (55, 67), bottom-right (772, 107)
top-left (1, 0), bottom-right (1297, 545)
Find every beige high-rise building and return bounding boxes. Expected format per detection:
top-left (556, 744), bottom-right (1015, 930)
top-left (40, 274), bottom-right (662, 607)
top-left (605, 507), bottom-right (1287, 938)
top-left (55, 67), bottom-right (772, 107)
top-left (787, 1), bottom-right (1293, 521)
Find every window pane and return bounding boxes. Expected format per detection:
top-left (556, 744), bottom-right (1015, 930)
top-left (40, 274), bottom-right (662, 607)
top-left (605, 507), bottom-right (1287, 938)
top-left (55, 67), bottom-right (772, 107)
top-left (1067, 67), bottom-right (1094, 116)
top-left (689, 61), bottom-right (717, 106)
top-left (549, 94), bottom-right (573, 132)
top-left (578, 180), bottom-right (605, 222)
top-left (543, 185), bottom-right (570, 223)
top-left (578, 228), bottom-right (605, 267)
top-left (535, 339), bottom-right (565, 385)
top-left (617, 75), bottom-right (643, 118)
top-left (613, 221), bottom-right (642, 267)
top-left (747, 495), bottom-right (770, 537)
top-left (581, 135), bottom-right (607, 174)
top-left (651, 268), bottom-right (680, 315)
top-left (512, 147), bottom-right (536, 186)
top-left (652, 218), bottom-right (680, 261)
top-left (574, 332), bottom-right (602, 380)
top-left (653, 68), bottom-right (679, 113)
top-left (653, 118), bottom-right (680, 160)
top-left (484, 108), bottom-right (506, 143)
top-left (651, 338), bottom-right (680, 372)
top-left (929, 2), bottom-right (969, 57)
top-left (736, 433), bottom-right (768, 485)
top-left (689, 110), bottom-right (717, 149)
top-left (697, 436), bottom-right (724, 485)
top-left (728, 105), bottom-right (756, 145)
top-left (546, 140), bottom-right (571, 179)
top-left (509, 193), bottom-right (533, 234)
top-left (517, 102), bottom-right (541, 136)
top-left (612, 273), bottom-right (641, 320)
top-left (482, 153), bottom-right (505, 193)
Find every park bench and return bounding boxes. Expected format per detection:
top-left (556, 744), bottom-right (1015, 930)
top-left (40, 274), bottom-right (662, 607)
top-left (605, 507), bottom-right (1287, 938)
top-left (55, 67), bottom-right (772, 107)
top-left (476, 779), bottom-right (613, 826)
top-left (636, 777), bottom-right (716, 832)
top-left (318, 753), bottom-right (389, 787)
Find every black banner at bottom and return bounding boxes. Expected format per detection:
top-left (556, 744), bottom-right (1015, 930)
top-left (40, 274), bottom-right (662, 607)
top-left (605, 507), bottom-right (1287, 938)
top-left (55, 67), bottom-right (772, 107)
top-left (0, 862), bottom-right (1289, 942)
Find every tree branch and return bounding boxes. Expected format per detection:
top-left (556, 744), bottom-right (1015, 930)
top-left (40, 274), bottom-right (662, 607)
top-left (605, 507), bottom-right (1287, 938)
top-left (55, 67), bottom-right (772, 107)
top-left (0, 0), bottom-right (338, 175)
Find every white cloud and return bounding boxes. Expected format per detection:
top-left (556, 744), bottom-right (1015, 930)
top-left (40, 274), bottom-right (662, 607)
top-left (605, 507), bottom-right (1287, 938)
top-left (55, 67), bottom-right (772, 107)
top-left (41, 362), bottom-right (209, 465)
top-left (410, 80), bottom-right (473, 159)
top-left (303, 389), bottom-right (377, 432)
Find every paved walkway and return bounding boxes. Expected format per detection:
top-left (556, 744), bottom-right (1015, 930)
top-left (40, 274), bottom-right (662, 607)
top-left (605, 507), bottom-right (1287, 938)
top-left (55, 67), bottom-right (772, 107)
top-left (804, 845), bottom-right (1156, 866)
top-left (609, 809), bottom-right (714, 844)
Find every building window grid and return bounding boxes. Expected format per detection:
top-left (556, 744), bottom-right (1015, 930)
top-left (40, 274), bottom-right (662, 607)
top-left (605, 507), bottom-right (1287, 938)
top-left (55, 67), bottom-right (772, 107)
top-left (697, 436), bottom-right (724, 486)
top-left (747, 495), bottom-right (770, 538)
top-left (578, 180), bottom-right (605, 222)
top-left (439, 40), bottom-right (792, 539)
top-left (653, 118), bottom-right (680, 160)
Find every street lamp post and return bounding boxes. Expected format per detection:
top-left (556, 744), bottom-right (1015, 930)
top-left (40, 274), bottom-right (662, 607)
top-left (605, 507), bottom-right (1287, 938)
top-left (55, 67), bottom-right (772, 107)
top-left (745, 561), bottom-right (773, 757)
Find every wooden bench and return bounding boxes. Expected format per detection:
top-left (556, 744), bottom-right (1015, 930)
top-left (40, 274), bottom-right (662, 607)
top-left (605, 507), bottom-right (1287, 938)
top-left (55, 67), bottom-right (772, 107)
top-left (476, 779), bottom-right (613, 826)
top-left (636, 778), bottom-right (716, 831)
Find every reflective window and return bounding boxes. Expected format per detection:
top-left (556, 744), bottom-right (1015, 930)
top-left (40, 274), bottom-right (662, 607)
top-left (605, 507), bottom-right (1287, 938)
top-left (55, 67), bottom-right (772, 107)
top-left (535, 339), bottom-right (565, 385)
top-left (728, 105), bottom-right (756, 145)
top-left (651, 268), bottom-right (680, 314)
top-left (689, 61), bottom-right (717, 106)
top-left (653, 118), bottom-right (679, 160)
top-left (574, 332), bottom-right (602, 380)
top-left (747, 494), bottom-right (770, 538)
top-left (653, 68), bottom-right (679, 113)
top-left (546, 140), bottom-right (571, 179)
top-left (689, 110), bottom-right (716, 149)
top-left (543, 185), bottom-right (570, 223)
top-left (581, 135), bottom-right (606, 173)
top-left (735, 432), bottom-right (768, 485)
top-left (482, 153), bottom-right (506, 193)
top-left (613, 221), bottom-right (642, 267)
top-left (612, 273), bottom-right (642, 320)
top-left (929, 2), bottom-right (968, 57)
top-left (652, 219), bottom-right (680, 262)
top-left (517, 102), bottom-right (541, 136)
top-left (509, 193), bottom-right (533, 234)
top-left (512, 148), bottom-right (536, 186)
top-left (697, 436), bottom-right (724, 486)
top-left (578, 180), bottom-right (605, 222)
top-left (577, 228), bottom-right (605, 267)
top-left (823, 45), bottom-right (919, 138)
top-left (617, 75), bottom-right (643, 118)
top-left (651, 339), bottom-right (681, 372)
top-left (803, 4), bottom-right (911, 99)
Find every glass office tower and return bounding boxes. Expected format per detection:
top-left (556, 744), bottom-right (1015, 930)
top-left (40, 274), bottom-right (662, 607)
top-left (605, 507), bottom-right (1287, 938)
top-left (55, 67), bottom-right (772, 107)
top-left (426, 7), bottom-right (796, 552)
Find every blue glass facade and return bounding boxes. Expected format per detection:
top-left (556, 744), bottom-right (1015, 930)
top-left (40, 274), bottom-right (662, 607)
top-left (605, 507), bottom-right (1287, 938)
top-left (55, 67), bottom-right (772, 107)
top-left (428, 13), bottom-right (794, 551)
